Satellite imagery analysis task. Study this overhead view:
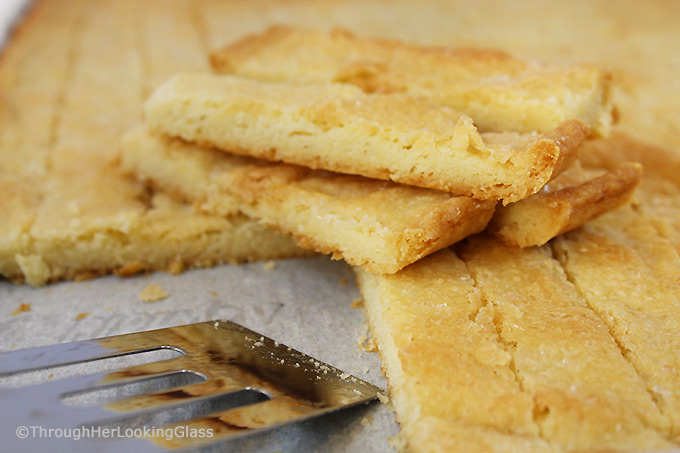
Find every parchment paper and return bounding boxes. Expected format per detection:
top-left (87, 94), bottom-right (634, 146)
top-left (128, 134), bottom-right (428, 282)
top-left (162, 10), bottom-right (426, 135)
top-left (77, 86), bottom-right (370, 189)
top-left (0, 257), bottom-right (399, 452)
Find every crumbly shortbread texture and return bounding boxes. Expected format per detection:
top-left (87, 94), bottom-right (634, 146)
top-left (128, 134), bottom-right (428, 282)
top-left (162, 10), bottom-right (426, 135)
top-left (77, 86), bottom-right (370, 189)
top-left (145, 74), bottom-right (588, 203)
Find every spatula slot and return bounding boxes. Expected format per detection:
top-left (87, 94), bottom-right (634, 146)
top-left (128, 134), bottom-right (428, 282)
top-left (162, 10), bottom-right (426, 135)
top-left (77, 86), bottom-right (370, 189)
top-left (60, 370), bottom-right (206, 408)
top-left (0, 346), bottom-right (184, 388)
top-left (85, 388), bottom-right (270, 435)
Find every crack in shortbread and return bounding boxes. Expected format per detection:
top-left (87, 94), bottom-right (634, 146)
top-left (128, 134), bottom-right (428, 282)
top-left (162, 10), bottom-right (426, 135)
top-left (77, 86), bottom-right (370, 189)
top-left (459, 255), bottom-right (549, 444)
top-left (549, 241), bottom-right (675, 444)
top-left (458, 236), bottom-right (673, 449)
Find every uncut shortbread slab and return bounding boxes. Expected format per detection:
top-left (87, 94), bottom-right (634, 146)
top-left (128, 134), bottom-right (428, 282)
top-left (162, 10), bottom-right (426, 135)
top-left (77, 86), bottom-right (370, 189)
top-left (0, 0), bottom-right (310, 285)
top-left (489, 160), bottom-right (642, 247)
top-left (146, 74), bottom-right (589, 203)
top-left (355, 238), bottom-right (673, 452)
top-left (122, 129), bottom-right (495, 274)
top-left (552, 207), bottom-right (680, 439)
top-left (210, 26), bottom-right (613, 136)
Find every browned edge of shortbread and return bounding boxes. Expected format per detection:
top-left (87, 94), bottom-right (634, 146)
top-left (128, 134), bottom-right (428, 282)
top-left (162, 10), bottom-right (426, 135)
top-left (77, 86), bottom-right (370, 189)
top-left (489, 161), bottom-right (642, 247)
top-left (226, 163), bottom-right (496, 274)
top-left (210, 25), bottom-right (521, 76)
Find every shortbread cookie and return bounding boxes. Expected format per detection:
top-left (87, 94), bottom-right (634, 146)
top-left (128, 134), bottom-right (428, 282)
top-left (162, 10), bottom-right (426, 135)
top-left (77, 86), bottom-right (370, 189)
top-left (210, 26), bottom-right (613, 136)
top-left (225, 165), bottom-right (495, 274)
top-left (355, 238), bottom-right (673, 452)
top-left (355, 249), bottom-right (551, 452)
top-left (122, 129), bottom-right (495, 274)
top-left (489, 161), bottom-right (642, 247)
top-left (552, 220), bottom-right (680, 437)
top-left (121, 128), bottom-right (258, 217)
top-left (146, 74), bottom-right (588, 203)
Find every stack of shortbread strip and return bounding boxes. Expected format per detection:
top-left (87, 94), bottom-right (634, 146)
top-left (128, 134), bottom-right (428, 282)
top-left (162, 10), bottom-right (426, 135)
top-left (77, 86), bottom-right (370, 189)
top-left (124, 26), bottom-right (641, 276)
top-left (3, 0), bottom-right (680, 451)
top-left (121, 23), bottom-right (680, 453)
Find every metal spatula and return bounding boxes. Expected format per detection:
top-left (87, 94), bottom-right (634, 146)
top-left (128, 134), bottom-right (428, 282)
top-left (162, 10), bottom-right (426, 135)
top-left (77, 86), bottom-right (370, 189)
top-left (0, 320), bottom-right (380, 451)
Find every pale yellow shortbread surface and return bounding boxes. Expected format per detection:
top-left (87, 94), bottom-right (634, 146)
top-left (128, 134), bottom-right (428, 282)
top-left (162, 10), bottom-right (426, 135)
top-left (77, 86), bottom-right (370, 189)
top-left (145, 73), bottom-right (589, 204)
top-left (0, 0), bottom-right (310, 286)
top-left (211, 25), bottom-right (613, 136)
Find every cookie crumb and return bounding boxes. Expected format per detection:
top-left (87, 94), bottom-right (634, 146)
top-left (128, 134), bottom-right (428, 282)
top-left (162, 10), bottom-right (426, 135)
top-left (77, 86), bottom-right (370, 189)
top-left (11, 303), bottom-right (31, 316)
top-left (115, 261), bottom-right (146, 277)
top-left (377, 392), bottom-right (390, 405)
top-left (360, 416), bottom-right (374, 427)
top-left (210, 291), bottom-right (218, 297)
top-left (263, 260), bottom-right (276, 271)
top-left (138, 284), bottom-right (169, 302)
top-left (364, 337), bottom-right (378, 352)
top-left (350, 298), bottom-right (363, 308)
top-left (339, 278), bottom-right (348, 285)
top-left (75, 312), bottom-right (91, 320)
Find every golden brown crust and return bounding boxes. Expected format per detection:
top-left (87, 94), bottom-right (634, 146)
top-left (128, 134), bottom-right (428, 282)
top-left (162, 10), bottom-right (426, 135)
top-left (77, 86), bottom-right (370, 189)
top-left (539, 120), bottom-right (590, 178)
top-left (356, 235), bottom-right (675, 451)
top-left (354, 251), bottom-right (551, 451)
top-left (228, 163), bottom-right (496, 273)
top-left (490, 161), bottom-right (643, 247)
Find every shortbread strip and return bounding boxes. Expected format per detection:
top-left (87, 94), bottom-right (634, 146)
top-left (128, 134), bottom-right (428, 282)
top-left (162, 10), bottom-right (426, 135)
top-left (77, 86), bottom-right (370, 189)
top-left (489, 161), bottom-right (642, 247)
top-left (226, 165), bottom-right (495, 275)
top-left (210, 26), bottom-right (613, 136)
top-left (122, 129), bottom-right (495, 274)
top-left (121, 129), bottom-right (258, 218)
top-left (355, 238), bottom-right (672, 452)
top-left (145, 74), bottom-right (588, 204)
top-left (354, 249), bottom-right (550, 452)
